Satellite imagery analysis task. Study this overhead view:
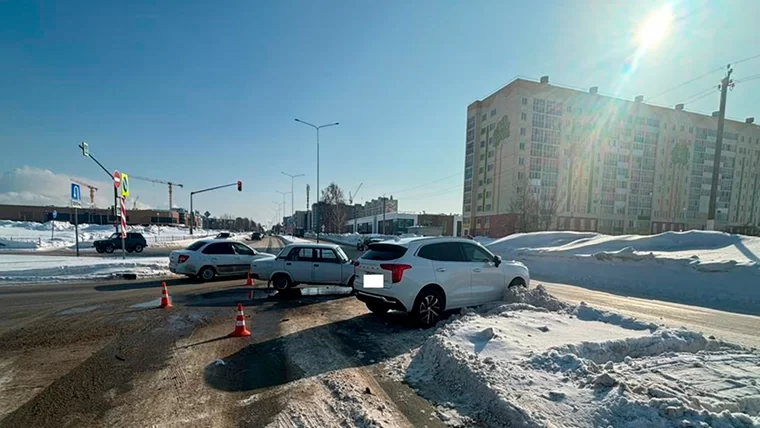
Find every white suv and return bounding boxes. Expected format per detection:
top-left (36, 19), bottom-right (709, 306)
top-left (353, 237), bottom-right (529, 327)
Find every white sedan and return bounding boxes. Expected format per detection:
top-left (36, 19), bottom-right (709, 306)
top-left (251, 243), bottom-right (356, 290)
top-left (169, 239), bottom-right (275, 281)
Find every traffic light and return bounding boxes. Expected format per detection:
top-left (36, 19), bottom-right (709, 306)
top-left (237, 180), bottom-right (242, 192)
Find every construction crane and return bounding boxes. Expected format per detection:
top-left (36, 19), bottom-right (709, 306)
top-left (349, 183), bottom-right (363, 233)
top-left (70, 178), bottom-right (98, 208)
top-left (130, 175), bottom-right (185, 213)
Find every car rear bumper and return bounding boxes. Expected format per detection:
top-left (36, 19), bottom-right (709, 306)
top-left (354, 290), bottom-right (408, 312)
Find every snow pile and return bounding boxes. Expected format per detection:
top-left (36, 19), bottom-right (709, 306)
top-left (487, 230), bottom-right (760, 315)
top-left (403, 286), bottom-right (760, 427)
top-left (0, 254), bottom-right (173, 283)
top-left (0, 219), bottom-right (221, 251)
top-left (278, 235), bottom-right (311, 244)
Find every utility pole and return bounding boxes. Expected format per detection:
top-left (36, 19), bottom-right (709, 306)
top-left (706, 65), bottom-right (734, 231)
top-left (282, 172), bottom-right (304, 234)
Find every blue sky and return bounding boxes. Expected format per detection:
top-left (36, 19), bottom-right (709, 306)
top-left (1, 0), bottom-right (759, 225)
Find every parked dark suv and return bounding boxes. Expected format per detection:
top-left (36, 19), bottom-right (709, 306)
top-left (251, 232), bottom-right (262, 240)
top-left (93, 232), bottom-right (148, 253)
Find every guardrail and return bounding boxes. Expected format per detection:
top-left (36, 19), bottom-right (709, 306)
top-left (0, 236), bottom-right (44, 245)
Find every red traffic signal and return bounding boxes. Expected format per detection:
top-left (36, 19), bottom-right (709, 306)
top-left (237, 180), bottom-right (242, 192)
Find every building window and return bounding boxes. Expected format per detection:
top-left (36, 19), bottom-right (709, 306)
top-left (477, 192), bottom-right (482, 198)
top-left (521, 112), bottom-right (527, 121)
top-left (519, 157), bottom-right (524, 165)
top-left (489, 123), bottom-right (495, 131)
top-left (567, 105), bottom-right (572, 113)
top-left (481, 114), bottom-right (486, 121)
top-left (477, 206), bottom-right (483, 212)
top-left (480, 140), bottom-right (485, 147)
top-left (519, 142), bottom-right (525, 150)
top-left (478, 180), bottom-right (483, 185)
top-left (520, 127), bottom-right (526, 136)
top-left (490, 108), bottom-right (496, 117)
top-left (480, 154), bottom-right (485, 160)
top-left (522, 97), bottom-right (528, 106)
top-left (487, 164), bottom-right (494, 171)
top-left (479, 167), bottom-right (484, 173)
top-left (518, 171), bottom-right (524, 180)
top-left (485, 204), bottom-right (492, 211)
top-left (481, 128), bottom-right (486, 135)
top-left (486, 178), bottom-right (493, 184)
top-left (486, 191), bottom-right (491, 197)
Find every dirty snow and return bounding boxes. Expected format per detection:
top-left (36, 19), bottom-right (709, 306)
top-left (486, 230), bottom-right (760, 316)
top-left (0, 219), bottom-right (223, 251)
top-left (399, 285), bottom-right (760, 428)
top-left (0, 254), bottom-right (173, 284)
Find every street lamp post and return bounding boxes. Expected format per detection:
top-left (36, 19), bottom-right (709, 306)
top-left (272, 201), bottom-right (283, 231)
top-left (295, 119), bottom-right (339, 243)
top-left (281, 171), bottom-right (304, 234)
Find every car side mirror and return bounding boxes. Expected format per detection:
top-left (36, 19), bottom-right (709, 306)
top-left (494, 255), bottom-right (502, 267)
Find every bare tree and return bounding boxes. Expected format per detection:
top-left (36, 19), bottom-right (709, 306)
top-left (509, 173), bottom-right (559, 233)
top-left (320, 182), bottom-right (348, 233)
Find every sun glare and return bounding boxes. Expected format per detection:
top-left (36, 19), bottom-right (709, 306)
top-left (636, 3), bottom-right (674, 51)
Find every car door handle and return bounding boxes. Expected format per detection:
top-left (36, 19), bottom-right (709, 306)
top-left (435, 268), bottom-right (446, 272)
top-left (472, 268), bottom-right (482, 272)
top-left (286, 262), bottom-right (291, 265)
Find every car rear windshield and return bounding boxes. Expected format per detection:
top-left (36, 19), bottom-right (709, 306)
top-left (362, 244), bottom-right (408, 261)
top-left (186, 241), bottom-right (207, 251)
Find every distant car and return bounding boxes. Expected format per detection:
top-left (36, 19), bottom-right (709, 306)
top-left (251, 232), bottom-right (262, 240)
top-left (215, 232), bottom-right (232, 239)
top-left (251, 243), bottom-right (356, 290)
top-left (357, 237), bottom-right (383, 251)
top-left (94, 232), bottom-right (147, 254)
top-left (353, 237), bottom-right (530, 327)
top-left (169, 239), bottom-right (275, 281)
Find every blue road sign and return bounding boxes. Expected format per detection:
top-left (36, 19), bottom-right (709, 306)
top-left (71, 183), bottom-right (82, 202)
top-left (52, 210), bottom-right (57, 219)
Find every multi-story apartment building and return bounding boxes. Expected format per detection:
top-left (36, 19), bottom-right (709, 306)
top-left (463, 76), bottom-right (760, 237)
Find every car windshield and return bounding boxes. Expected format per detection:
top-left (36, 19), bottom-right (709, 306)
top-left (276, 247), bottom-right (290, 258)
top-left (185, 241), bottom-right (208, 251)
top-left (109, 233), bottom-right (119, 239)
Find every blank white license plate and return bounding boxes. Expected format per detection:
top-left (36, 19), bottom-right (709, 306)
top-left (363, 274), bottom-right (383, 288)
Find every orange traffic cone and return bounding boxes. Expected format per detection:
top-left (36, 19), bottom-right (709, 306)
top-left (246, 269), bottom-right (253, 286)
top-left (229, 303), bottom-right (251, 337)
top-left (160, 282), bottom-right (172, 308)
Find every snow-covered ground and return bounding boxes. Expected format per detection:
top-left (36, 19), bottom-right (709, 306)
top-left (486, 230), bottom-right (760, 316)
top-left (396, 286), bottom-right (760, 428)
top-left (0, 254), bottom-right (172, 284)
top-left (0, 220), bottom-right (222, 251)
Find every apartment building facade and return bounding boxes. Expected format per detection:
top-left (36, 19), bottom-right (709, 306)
top-left (463, 77), bottom-right (760, 237)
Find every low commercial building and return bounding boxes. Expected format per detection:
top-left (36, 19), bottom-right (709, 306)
top-left (343, 212), bottom-right (462, 236)
top-left (0, 203), bottom-right (181, 226)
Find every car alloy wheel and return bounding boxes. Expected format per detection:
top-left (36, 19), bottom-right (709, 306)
top-left (417, 293), bottom-right (442, 327)
top-left (104, 245), bottom-right (115, 254)
top-left (199, 266), bottom-right (215, 281)
top-left (273, 275), bottom-right (291, 291)
top-left (134, 244), bottom-right (143, 253)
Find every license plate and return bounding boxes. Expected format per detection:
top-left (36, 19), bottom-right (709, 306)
top-left (363, 274), bottom-right (383, 288)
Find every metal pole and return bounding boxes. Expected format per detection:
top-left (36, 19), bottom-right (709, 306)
top-left (316, 127), bottom-right (320, 243)
top-left (120, 197), bottom-right (126, 260)
top-left (190, 193), bottom-right (194, 235)
top-left (74, 207), bottom-right (79, 257)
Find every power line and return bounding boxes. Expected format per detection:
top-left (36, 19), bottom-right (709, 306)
top-left (680, 87), bottom-right (717, 105)
top-left (734, 73), bottom-right (760, 83)
top-left (649, 52), bottom-right (760, 100)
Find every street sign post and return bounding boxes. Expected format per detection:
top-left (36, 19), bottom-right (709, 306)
top-left (51, 210), bottom-right (57, 241)
top-left (71, 183), bottom-right (82, 256)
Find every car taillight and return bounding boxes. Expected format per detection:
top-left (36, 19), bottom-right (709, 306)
top-left (353, 261), bottom-right (360, 267)
top-left (379, 263), bottom-right (411, 284)
top-left (178, 255), bottom-right (189, 263)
